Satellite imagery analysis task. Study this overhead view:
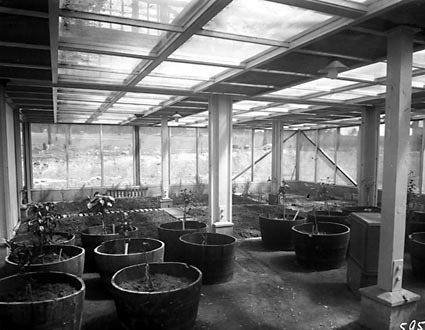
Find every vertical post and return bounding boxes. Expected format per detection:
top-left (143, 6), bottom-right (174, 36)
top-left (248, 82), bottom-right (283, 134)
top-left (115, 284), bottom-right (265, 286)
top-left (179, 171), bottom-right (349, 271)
top-left (100, 125), bottom-right (104, 187)
top-left (195, 128), bottom-right (199, 185)
top-left (209, 94), bottom-right (233, 235)
top-left (420, 120), bottom-right (425, 194)
top-left (161, 115), bottom-right (170, 200)
top-left (270, 121), bottom-right (283, 203)
top-left (359, 27), bottom-right (420, 330)
top-left (0, 83), bottom-right (19, 241)
top-left (314, 129), bottom-right (319, 183)
top-left (334, 128), bottom-right (340, 184)
top-left (251, 129), bottom-right (255, 182)
top-left (22, 122), bottom-right (32, 202)
top-left (134, 126), bottom-right (141, 186)
top-left (65, 124), bottom-right (70, 188)
top-left (14, 112), bottom-right (23, 206)
top-left (358, 107), bottom-right (379, 206)
top-left (295, 131), bottom-right (301, 181)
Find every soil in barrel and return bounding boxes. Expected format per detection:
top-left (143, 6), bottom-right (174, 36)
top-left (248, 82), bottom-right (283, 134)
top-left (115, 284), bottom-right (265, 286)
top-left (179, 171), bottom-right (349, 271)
top-left (120, 274), bottom-right (191, 292)
top-left (0, 280), bottom-right (77, 302)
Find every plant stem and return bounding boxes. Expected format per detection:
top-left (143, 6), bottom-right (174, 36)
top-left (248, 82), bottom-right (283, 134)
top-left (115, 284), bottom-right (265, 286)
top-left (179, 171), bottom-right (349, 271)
top-left (124, 241), bottom-right (129, 255)
top-left (142, 242), bottom-right (154, 290)
top-left (312, 208), bottom-right (318, 235)
top-left (58, 248), bottom-right (62, 261)
top-left (112, 223), bottom-right (115, 234)
top-left (293, 209), bottom-right (300, 221)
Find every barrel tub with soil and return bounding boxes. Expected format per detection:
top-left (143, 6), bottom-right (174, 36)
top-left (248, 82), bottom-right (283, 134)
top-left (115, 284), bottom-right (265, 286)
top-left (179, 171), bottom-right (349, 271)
top-left (5, 244), bottom-right (85, 277)
top-left (81, 224), bottom-right (139, 271)
top-left (259, 210), bottom-right (306, 250)
top-left (157, 221), bottom-right (207, 262)
top-left (0, 271), bottom-right (85, 330)
top-left (94, 237), bottom-right (164, 286)
top-left (179, 232), bottom-right (237, 284)
top-left (111, 262), bottom-right (202, 330)
top-left (292, 222), bottom-right (350, 270)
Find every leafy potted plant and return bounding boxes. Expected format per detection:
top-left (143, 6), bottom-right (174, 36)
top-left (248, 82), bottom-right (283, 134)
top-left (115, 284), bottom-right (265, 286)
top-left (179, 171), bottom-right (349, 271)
top-left (158, 189), bottom-right (207, 262)
top-left (292, 207), bottom-right (350, 270)
top-left (111, 262), bottom-right (202, 330)
top-left (13, 202), bottom-right (75, 246)
top-left (5, 202), bottom-right (85, 277)
top-left (81, 192), bottom-right (139, 271)
top-left (94, 237), bottom-right (165, 286)
top-left (259, 180), bottom-right (306, 250)
top-left (306, 179), bottom-right (350, 227)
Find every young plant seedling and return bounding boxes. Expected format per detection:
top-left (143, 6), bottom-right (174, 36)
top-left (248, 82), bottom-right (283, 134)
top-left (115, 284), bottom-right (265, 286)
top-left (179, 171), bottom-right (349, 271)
top-left (87, 192), bottom-right (115, 234)
top-left (180, 188), bottom-right (193, 230)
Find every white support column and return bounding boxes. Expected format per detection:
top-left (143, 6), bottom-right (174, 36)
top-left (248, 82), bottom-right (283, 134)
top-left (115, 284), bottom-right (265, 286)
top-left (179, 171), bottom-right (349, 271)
top-left (0, 83), bottom-right (19, 242)
top-left (270, 120), bottom-right (283, 204)
top-left (160, 115), bottom-right (172, 208)
top-left (359, 27), bottom-right (420, 330)
top-left (358, 107), bottom-right (380, 206)
top-left (209, 94), bottom-right (233, 235)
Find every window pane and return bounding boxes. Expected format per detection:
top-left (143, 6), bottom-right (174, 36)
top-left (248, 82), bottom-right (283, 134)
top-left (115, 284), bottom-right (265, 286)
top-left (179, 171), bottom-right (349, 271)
top-left (233, 129), bottom-right (252, 183)
top-left (140, 127), bottom-right (161, 185)
top-left (253, 129), bottom-right (272, 181)
top-left (31, 124), bottom-right (67, 189)
top-left (61, 0), bottom-right (199, 25)
top-left (337, 127), bottom-right (358, 186)
top-left (169, 35), bottom-right (271, 65)
top-left (317, 129), bottom-right (336, 184)
top-left (68, 125), bottom-right (101, 187)
top-left (377, 124), bottom-right (385, 189)
top-left (299, 131), bottom-right (315, 182)
top-left (204, 0), bottom-right (331, 42)
top-left (170, 127), bottom-right (197, 185)
top-left (198, 128), bottom-right (209, 185)
top-left (282, 131), bottom-right (296, 181)
top-left (102, 126), bottom-right (134, 186)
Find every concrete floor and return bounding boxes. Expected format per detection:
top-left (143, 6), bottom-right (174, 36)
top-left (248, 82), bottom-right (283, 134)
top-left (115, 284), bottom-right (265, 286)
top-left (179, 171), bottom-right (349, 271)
top-left (2, 238), bottom-right (425, 330)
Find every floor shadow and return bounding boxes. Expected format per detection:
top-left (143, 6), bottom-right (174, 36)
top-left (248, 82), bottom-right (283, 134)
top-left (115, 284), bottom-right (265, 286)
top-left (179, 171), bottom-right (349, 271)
top-left (268, 253), bottom-right (316, 274)
top-left (83, 274), bottom-right (113, 300)
top-left (238, 238), bottom-right (268, 252)
top-left (334, 321), bottom-right (370, 330)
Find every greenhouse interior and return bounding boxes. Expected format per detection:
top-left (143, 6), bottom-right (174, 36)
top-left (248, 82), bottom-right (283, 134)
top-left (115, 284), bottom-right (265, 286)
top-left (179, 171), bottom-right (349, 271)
top-left (2, 0), bottom-right (425, 329)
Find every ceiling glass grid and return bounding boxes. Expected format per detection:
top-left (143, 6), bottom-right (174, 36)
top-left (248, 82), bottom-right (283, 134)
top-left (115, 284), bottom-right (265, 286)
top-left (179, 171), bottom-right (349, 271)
top-left (51, 0), bottom-right (424, 128)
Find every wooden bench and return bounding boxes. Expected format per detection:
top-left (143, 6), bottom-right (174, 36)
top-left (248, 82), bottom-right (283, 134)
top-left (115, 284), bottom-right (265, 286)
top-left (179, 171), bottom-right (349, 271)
top-left (106, 187), bottom-right (148, 199)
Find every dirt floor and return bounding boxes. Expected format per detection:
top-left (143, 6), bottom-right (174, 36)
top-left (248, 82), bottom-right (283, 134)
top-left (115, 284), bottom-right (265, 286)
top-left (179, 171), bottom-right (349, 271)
top-left (3, 195), bottom-right (425, 329)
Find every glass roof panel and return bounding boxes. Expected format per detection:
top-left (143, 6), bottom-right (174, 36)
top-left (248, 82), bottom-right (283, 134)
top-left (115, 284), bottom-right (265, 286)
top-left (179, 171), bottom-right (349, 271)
top-left (58, 68), bottom-right (135, 84)
top-left (59, 17), bottom-right (164, 56)
top-left (61, 0), bottom-right (198, 25)
top-left (349, 85), bottom-right (386, 96)
top-left (118, 92), bottom-right (175, 105)
top-left (339, 62), bottom-right (387, 81)
top-left (413, 49), bottom-right (425, 67)
top-left (413, 74), bottom-right (425, 88)
top-left (59, 50), bottom-right (143, 74)
top-left (109, 104), bottom-right (154, 112)
top-left (137, 75), bottom-right (202, 89)
top-left (314, 92), bottom-right (370, 101)
top-left (269, 78), bottom-right (358, 97)
top-left (151, 61), bottom-right (229, 80)
top-left (204, 0), bottom-right (332, 42)
top-left (169, 35), bottom-right (271, 65)
top-left (236, 111), bottom-right (274, 117)
top-left (233, 100), bottom-right (271, 110)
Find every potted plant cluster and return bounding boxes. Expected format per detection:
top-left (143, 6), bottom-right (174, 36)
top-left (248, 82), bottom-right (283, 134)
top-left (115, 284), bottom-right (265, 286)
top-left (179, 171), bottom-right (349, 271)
top-left (0, 202), bottom-right (85, 330)
top-left (81, 192), bottom-right (139, 271)
top-left (158, 189), bottom-right (207, 262)
top-left (259, 180), bottom-right (306, 250)
top-left (5, 202), bottom-right (85, 277)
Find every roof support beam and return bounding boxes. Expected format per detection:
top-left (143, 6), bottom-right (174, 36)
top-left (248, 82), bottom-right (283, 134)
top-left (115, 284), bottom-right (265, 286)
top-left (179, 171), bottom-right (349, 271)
top-left (48, 0), bottom-right (59, 123)
top-left (265, 0), bottom-right (366, 19)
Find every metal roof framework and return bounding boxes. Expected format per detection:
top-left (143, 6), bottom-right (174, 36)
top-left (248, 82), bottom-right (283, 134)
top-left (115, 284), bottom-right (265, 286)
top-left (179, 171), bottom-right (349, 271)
top-left (1, 0), bottom-right (425, 130)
